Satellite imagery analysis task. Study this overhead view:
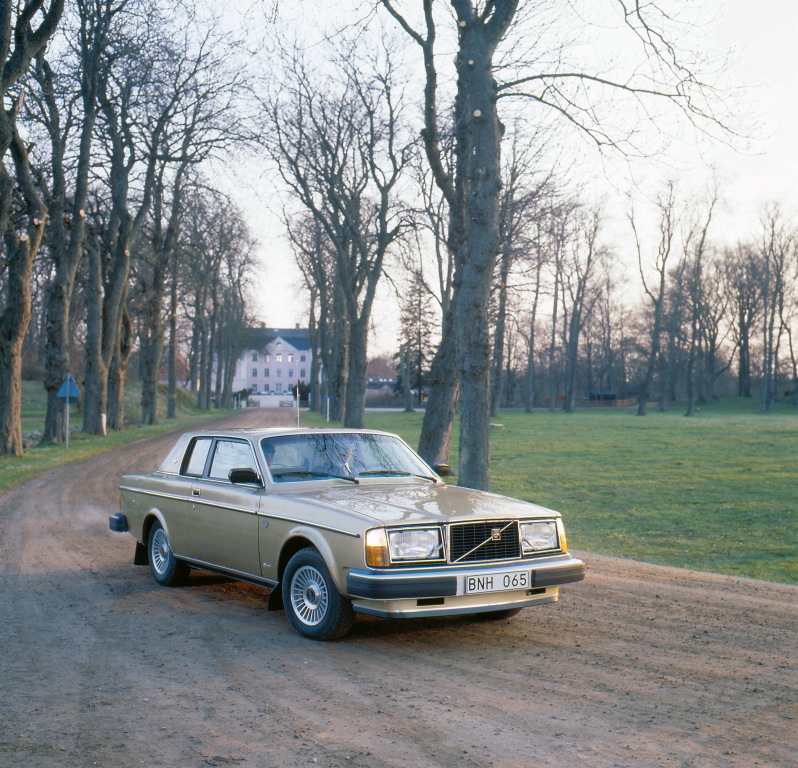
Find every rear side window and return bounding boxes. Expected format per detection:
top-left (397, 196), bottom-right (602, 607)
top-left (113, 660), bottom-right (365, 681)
top-left (184, 437), bottom-right (212, 476)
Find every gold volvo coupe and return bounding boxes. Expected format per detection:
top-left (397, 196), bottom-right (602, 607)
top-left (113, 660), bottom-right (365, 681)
top-left (111, 428), bottom-right (585, 640)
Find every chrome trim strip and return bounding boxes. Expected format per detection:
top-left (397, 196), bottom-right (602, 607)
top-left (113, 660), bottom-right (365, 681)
top-left (119, 486), bottom-right (259, 516)
top-left (256, 512), bottom-right (361, 539)
top-left (119, 486), bottom-right (192, 503)
top-left (119, 485), bottom-right (360, 538)
top-left (352, 592), bottom-right (558, 618)
top-left (178, 557), bottom-right (278, 588)
top-left (353, 552), bottom-right (583, 574)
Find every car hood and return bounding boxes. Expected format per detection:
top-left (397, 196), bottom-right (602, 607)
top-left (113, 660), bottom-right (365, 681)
top-left (292, 482), bottom-right (559, 527)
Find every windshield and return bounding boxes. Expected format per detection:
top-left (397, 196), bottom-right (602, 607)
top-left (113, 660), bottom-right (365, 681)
top-left (260, 433), bottom-right (435, 483)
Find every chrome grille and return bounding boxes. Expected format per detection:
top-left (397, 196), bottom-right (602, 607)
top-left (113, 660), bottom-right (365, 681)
top-left (448, 520), bottom-right (521, 563)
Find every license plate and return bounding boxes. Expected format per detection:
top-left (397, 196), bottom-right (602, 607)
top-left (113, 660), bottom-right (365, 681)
top-left (465, 569), bottom-right (531, 594)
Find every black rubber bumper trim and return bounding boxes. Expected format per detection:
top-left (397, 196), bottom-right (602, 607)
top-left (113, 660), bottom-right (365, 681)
top-left (109, 512), bottom-right (129, 533)
top-left (347, 574), bottom-right (458, 600)
top-left (534, 563), bottom-right (586, 587)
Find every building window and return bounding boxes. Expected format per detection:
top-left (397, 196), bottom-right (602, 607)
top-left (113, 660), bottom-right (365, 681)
top-left (300, 369), bottom-right (306, 378)
top-left (264, 368), bottom-right (269, 377)
top-left (288, 353), bottom-right (294, 362)
top-left (251, 352), bottom-right (257, 362)
top-left (276, 353), bottom-right (282, 362)
top-left (276, 369), bottom-right (282, 377)
top-left (300, 355), bottom-right (306, 362)
top-left (288, 369), bottom-right (294, 378)
top-left (276, 383), bottom-right (283, 394)
top-left (265, 353), bottom-right (271, 362)
top-left (252, 368), bottom-right (257, 378)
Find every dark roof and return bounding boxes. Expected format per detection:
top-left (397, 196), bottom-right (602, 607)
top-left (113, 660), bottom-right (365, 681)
top-left (246, 327), bottom-right (312, 352)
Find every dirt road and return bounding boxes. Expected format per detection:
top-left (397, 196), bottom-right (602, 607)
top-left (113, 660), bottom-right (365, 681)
top-left (1, 409), bottom-right (795, 768)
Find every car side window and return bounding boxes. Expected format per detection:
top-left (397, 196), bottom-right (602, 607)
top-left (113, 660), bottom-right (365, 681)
top-left (208, 440), bottom-right (257, 481)
top-left (184, 437), bottom-right (213, 476)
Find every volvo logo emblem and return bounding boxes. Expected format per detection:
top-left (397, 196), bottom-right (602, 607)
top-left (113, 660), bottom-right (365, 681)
top-left (491, 528), bottom-right (502, 541)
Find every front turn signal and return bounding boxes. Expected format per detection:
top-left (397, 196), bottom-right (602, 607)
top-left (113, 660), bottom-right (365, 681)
top-left (365, 528), bottom-right (390, 568)
top-left (557, 518), bottom-right (568, 553)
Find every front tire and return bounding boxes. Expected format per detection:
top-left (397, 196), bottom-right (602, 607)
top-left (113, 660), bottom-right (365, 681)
top-left (148, 521), bottom-right (190, 587)
top-left (282, 548), bottom-right (354, 640)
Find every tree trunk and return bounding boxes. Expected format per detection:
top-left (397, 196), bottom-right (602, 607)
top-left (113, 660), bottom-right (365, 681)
top-left (107, 308), bottom-right (132, 430)
top-left (418, 306), bottom-right (458, 467)
top-left (524, 258), bottom-right (543, 413)
top-left (343, 319), bottom-right (368, 429)
top-left (490, 249), bottom-right (511, 417)
top-left (83, 240), bottom-right (108, 435)
top-left (0, 179), bottom-right (33, 455)
top-left (166, 269), bottom-right (178, 418)
top-left (401, 344), bottom-right (415, 412)
top-left (451, 22), bottom-right (509, 491)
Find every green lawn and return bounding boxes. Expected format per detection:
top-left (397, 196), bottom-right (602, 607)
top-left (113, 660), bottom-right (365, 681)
top-left (304, 401), bottom-right (798, 585)
top-left (1, 381), bottom-right (233, 493)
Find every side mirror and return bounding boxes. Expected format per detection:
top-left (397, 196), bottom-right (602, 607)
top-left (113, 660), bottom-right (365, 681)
top-left (432, 463), bottom-right (450, 477)
top-left (228, 467), bottom-right (262, 485)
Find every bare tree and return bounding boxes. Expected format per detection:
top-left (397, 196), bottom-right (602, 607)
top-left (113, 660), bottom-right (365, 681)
top-left (135, 30), bottom-right (243, 424)
top-left (722, 243), bottom-right (761, 399)
top-left (490, 130), bottom-right (550, 416)
top-left (681, 192), bottom-right (717, 416)
top-left (30, 0), bottom-right (121, 443)
top-left (630, 183), bottom-right (678, 416)
top-left (267, 42), bottom-right (412, 428)
top-left (757, 205), bottom-right (794, 413)
top-left (562, 205), bottom-right (604, 413)
top-left (405, 143), bottom-right (457, 465)
top-left (381, 0), bottom-right (732, 488)
top-left (0, 0), bottom-right (64, 456)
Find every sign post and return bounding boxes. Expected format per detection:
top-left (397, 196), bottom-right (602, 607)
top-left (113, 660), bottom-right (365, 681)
top-left (56, 374), bottom-right (81, 449)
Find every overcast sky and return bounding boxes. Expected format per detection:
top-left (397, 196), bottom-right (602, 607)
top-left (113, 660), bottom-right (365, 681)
top-left (234, 0), bottom-right (798, 355)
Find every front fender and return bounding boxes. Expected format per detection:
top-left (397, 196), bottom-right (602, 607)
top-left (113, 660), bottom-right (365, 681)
top-left (283, 524), bottom-right (362, 595)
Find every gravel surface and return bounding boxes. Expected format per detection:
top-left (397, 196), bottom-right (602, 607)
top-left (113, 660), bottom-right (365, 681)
top-left (1, 409), bottom-right (795, 768)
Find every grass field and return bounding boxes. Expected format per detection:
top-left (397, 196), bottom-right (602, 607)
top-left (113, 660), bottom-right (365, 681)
top-left (1, 381), bottom-right (233, 493)
top-left (304, 400), bottom-right (798, 585)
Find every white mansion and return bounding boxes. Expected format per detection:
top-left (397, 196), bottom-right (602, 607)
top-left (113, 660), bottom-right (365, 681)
top-left (231, 326), bottom-right (312, 397)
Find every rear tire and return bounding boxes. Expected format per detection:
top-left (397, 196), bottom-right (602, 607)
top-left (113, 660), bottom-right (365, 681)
top-left (148, 521), bottom-right (190, 587)
top-left (282, 548), bottom-right (354, 640)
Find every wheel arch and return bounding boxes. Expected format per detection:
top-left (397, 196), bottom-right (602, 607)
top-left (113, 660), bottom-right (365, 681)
top-left (276, 528), bottom-right (345, 588)
top-left (141, 510), bottom-right (169, 552)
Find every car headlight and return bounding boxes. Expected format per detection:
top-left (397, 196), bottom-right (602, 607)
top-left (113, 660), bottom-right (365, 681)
top-left (520, 521), bottom-right (559, 554)
top-left (387, 528), bottom-right (443, 561)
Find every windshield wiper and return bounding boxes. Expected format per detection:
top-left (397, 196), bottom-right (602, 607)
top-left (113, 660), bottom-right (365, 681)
top-left (357, 469), bottom-right (437, 482)
top-left (271, 470), bottom-right (359, 484)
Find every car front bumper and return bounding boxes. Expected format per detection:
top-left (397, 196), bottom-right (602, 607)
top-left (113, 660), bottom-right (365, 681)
top-left (345, 553), bottom-right (585, 618)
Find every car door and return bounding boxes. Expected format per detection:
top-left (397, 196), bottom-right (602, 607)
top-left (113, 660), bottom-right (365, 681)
top-left (187, 438), bottom-right (263, 577)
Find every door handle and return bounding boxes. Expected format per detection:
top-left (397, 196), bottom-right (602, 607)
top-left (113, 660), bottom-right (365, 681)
top-left (192, 488), bottom-right (201, 497)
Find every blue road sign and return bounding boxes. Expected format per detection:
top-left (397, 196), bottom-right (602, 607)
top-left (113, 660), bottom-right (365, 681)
top-left (57, 374), bottom-right (81, 404)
